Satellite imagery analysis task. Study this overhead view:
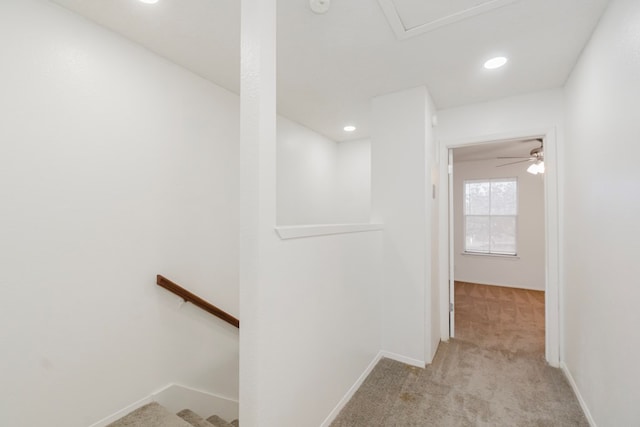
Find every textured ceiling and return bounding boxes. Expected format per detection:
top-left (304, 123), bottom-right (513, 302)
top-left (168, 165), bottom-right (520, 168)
top-left (51, 0), bottom-right (609, 142)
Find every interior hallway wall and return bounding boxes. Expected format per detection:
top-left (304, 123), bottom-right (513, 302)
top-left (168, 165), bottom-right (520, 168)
top-left (253, 229), bottom-right (384, 427)
top-left (453, 158), bottom-right (545, 291)
top-left (335, 138), bottom-right (371, 224)
top-left (277, 117), bottom-right (338, 225)
top-left (437, 90), bottom-right (564, 143)
top-left (563, 0), bottom-right (640, 424)
top-left (372, 86), bottom-right (439, 365)
top-left (0, 1), bottom-right (240, 426)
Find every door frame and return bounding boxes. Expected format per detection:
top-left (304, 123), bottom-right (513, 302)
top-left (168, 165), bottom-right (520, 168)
top-left (438, 127), bottom-right (560, 367)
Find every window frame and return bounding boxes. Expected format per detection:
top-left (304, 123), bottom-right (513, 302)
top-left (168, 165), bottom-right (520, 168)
top-left (463, 177), bottom-right (518, 256)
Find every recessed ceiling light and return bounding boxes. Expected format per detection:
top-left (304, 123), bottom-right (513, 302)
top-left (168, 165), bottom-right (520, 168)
top-left (484, 56), bottom-right (508, 70)
top-left (139, 0), bottom-right (159, 4)
top-left (343, 125), bottom-right (356, 132)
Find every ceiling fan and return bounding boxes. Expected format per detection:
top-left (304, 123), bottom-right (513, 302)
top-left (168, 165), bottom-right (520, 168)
top-left (497, 138), bottom-right (545, 174)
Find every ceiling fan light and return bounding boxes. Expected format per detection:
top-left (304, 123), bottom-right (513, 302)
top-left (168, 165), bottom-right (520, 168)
top-left (537, 161), bottom-right (545, 173)
top-left (527, 160), bottom-right (545, 175)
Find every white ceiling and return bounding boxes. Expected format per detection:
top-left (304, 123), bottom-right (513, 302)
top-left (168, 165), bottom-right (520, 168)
top-left (50, 0), bottom-right (609, 142)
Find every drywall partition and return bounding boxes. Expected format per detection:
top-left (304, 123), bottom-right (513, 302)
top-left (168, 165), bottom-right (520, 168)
top-left (453, 158), bottom-right (545, 290)
top-left (240, 2), bottom-right (383, 426)
top-left (0, 1), bottom-right (239, 426)
top-left (255, 231), bottom-right (383, 427)
top-left (436, 89), bottom-right (564, 365)
top-left (563, 0), bottom-right (640, 424)
top-left (371, 87), bottom-right (438, 365)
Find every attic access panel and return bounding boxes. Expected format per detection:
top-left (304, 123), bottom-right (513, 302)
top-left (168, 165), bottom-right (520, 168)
top-left (378, 0), bottom-right (519, 40)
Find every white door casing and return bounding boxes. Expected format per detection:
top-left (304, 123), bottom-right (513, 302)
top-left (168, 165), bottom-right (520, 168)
top-left (448, 148), bottom-right (455, 337)
top-left (438, 128), bottom-right (560, 367)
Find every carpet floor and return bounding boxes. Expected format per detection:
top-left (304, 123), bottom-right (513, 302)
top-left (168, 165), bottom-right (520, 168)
top-left (454, 281), bottom-right (545, 353)
top-left (331, 282), bottom-right (588, 426)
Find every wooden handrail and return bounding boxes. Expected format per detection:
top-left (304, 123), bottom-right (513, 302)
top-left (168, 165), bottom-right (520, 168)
top-left (156, 275), bottom-right (239, 328)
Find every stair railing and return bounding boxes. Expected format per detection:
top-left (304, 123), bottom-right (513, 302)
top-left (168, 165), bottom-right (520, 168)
top-left (156, 274), bottom-right (239, 328)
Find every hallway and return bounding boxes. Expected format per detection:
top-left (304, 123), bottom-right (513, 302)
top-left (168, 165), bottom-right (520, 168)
top-left (331, 283), bottom-right (587, 426)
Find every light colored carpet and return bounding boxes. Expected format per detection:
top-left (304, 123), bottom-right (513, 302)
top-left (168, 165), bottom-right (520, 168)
top-left (455, 281), bottom-right (545, 353)
top-left (331, 283), bottom-right (588, 426)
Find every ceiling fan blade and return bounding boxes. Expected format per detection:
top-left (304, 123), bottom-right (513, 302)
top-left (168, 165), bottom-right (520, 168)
top-left (497, 159), bottom-right (533, 167)
top-left (520, 138), bottom-right (543, 143)
top-left (497, 156), bottom-right (534, 159)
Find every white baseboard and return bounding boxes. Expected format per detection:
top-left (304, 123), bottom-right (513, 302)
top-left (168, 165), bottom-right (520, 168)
top-left (456, 279), bottom-right (545, 292)
top-left (86, 384), bottom-right (238, 427)
top-left (87, 395), bottom-right (153, 427)
top-left (152, 383), bottom-right (238, 422)
top-left (320, 350), bottom-right (426, 427)
top-left (320, 352), bottom-right (384, 427)
top-left (379, 351), bottom-right (426, 368)
top-left (560, 362), bottom-right (596, 427)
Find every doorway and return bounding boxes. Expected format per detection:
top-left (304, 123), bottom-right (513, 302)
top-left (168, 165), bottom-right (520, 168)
top-left (438, 130), bottom-right (560, 366)
top-left (449, 138), bottom-right (546, 353)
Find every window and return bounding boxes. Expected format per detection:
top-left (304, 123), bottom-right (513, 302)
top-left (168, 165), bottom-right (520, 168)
top-left (464, 178), bottom-right (517, 255)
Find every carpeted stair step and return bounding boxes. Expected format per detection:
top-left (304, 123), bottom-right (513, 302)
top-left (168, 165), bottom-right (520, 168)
top-left (106, 402), bottom-right (193, 427)
top-left (176, 409), bottom-right (216, 427)
top-left (206, 415), bottom-right (234, 427)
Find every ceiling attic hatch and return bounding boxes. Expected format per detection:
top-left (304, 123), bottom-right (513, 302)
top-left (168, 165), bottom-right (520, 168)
top-left (378, 0), bottom-right (520, 40)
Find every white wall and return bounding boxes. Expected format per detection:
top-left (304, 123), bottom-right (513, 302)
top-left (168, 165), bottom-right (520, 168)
top-left (336, 138), bottom-right (372, 223)
top-left (453, 158), bottom-right (545, 290)
top-left (372, 87), bottom-right (438, 365)
top-left (436, 90), bottom-right (564, 143)
top-left (0, 1), bottom-right (239, 426)
top-left (563, 0), bottom-right (640, 424)
top-left (277, 116), bottom-right (370, 225)
top-left (255, 231), bottom-right (383, 426)
top-left (277, 117), bottom-right (338, 225)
